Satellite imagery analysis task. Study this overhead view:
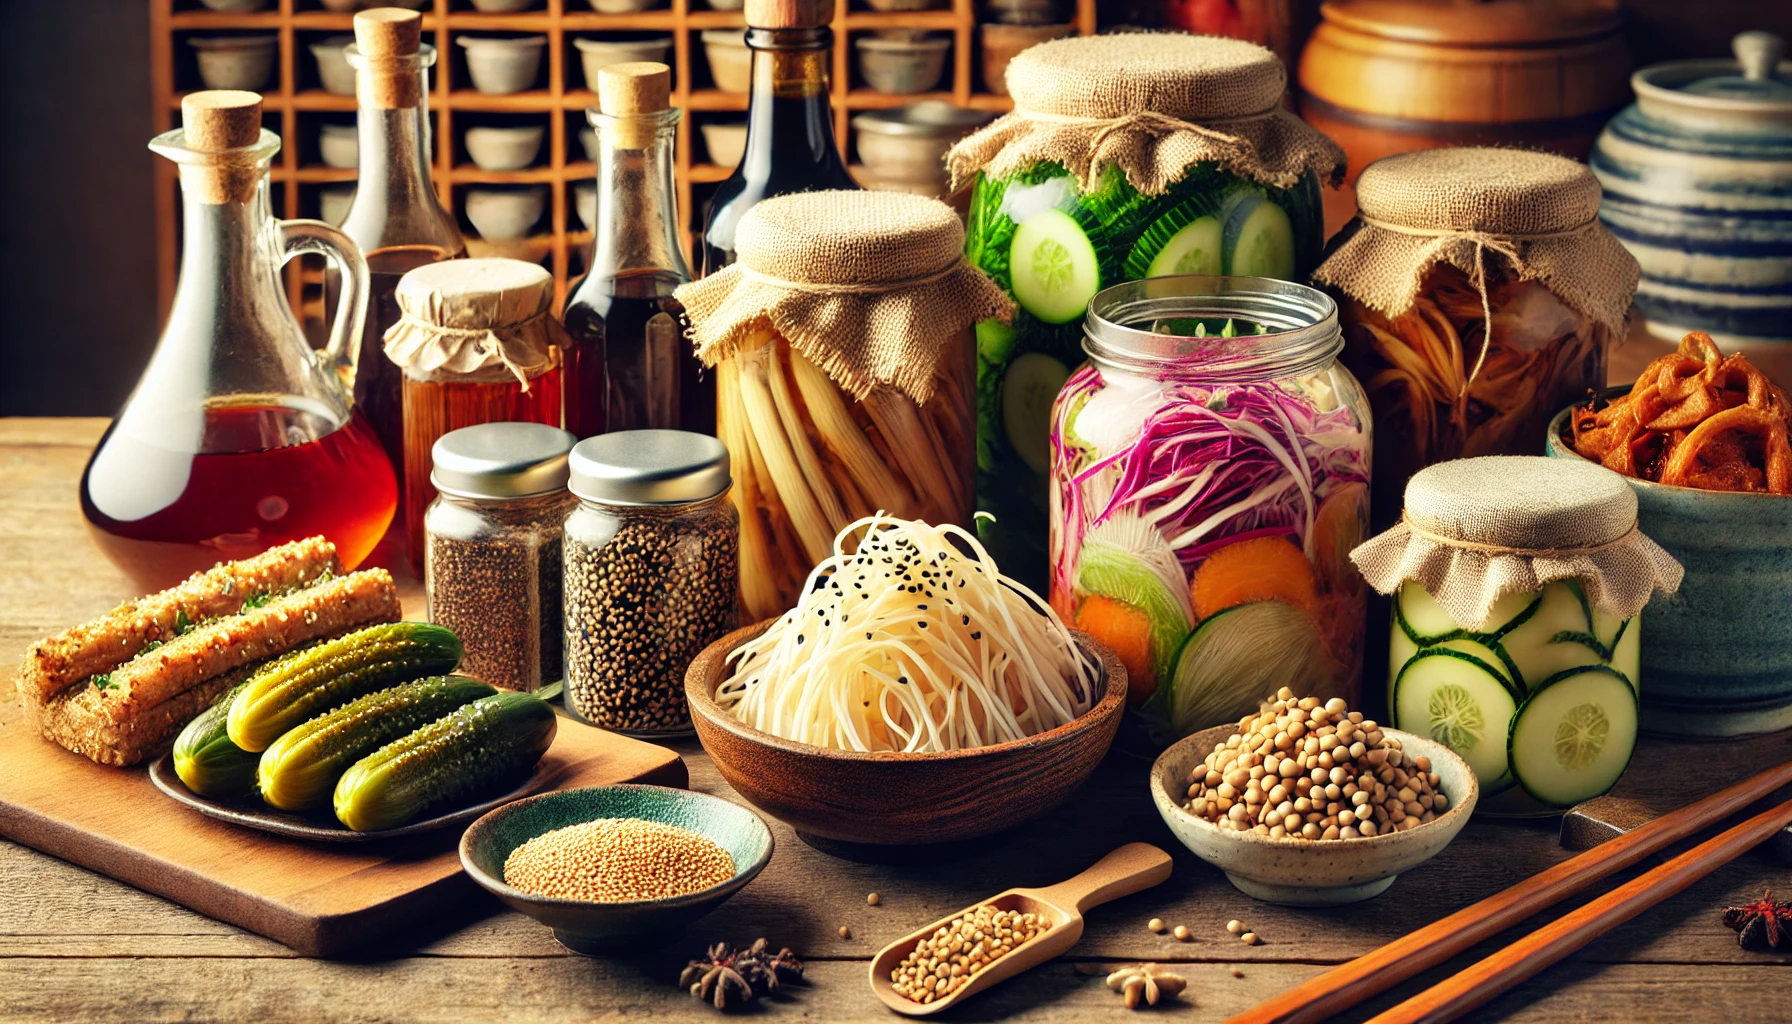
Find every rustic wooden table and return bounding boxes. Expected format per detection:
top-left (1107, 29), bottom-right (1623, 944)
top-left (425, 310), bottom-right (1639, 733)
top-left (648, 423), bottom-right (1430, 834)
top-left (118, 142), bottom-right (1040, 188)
top-left (1, 418), bottom-right (1785, 1023)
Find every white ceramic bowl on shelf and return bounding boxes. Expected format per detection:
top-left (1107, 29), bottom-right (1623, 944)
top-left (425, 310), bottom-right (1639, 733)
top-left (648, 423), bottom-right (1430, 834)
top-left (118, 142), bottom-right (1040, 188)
top-left (318, 123), bottom-right (358, 169)
top-left (319, 184), bottom-right (356, 228)
top-left (700, 121), bottom-right (748, 168)
top-left (703, 0), bottom-right (745, 9)
top-left (190, 35), bottom-right (278, 91)
top-left (1150, 724), bottom-right (1479, 906)
top-left (465, 125), bottom-right (545, 171)
top-left (470, 0), bottom-right (540, 11)
top-left (457, 36), bottom-right (548, 96)
top-left (579, 126), bottom-right (599, 163)
top-left (702, 30), bottom-right (751, 94)
top-left (200, 0), bottom-right (271, 11)
top-left (575, 182), bottom-right (597, 232)
top-left (573, 36), bottom-right (674, 92)
top-left (586, 0), bottom-right (665, 11)
top-left (309, 35), bottom-right (356, 96)
top-left (465, 187), bottom-right (547, 240)
top-left (856, 35), bottom-right (950, 95)
top-left (852, 101), bottom-right (994, 180)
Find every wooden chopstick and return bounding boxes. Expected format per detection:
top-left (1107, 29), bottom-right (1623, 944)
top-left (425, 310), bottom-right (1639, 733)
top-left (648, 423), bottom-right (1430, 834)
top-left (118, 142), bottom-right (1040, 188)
top-left (1366, 795), bottom-right (1792, 1024)
top-left (1224, 760), bottom-right (1792, 1024)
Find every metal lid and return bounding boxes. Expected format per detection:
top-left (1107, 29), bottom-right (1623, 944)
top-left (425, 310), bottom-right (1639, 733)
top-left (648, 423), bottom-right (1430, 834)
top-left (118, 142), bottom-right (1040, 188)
top-left (568, 430), bottom-right (731, 505)
top-left (430, 422), bottom-right (576, 499)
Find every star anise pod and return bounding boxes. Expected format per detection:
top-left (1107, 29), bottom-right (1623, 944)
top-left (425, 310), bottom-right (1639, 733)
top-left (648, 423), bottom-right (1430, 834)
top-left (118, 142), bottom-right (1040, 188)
top-left (680, 942), bottom-right (755, 1010)
top-left (733, 937), bottom-right (805, 992)
top-left (1722, 890), bottom-right (1792, 951)
top-left (1106, 964), bottom-right (1189, 1009)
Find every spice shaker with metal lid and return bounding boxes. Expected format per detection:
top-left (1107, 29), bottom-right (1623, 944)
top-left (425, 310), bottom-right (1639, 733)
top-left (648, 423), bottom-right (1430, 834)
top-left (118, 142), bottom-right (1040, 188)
top-left (563, 430), bottom-right (740, 735)
top-left (1350, 455), bottom-right (1683, 817)
top-left (424, 421), bottom-right (578, 693)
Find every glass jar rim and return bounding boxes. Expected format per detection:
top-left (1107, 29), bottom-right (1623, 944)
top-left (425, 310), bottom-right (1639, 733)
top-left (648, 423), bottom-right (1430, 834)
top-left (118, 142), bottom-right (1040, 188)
top-left (1083, 275), bottom-right (1343, 382)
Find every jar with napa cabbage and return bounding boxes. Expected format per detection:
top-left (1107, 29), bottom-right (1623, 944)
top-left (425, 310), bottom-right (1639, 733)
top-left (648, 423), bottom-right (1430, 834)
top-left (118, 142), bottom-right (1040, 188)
top-left (1314, 147), bottom-right (1639, 533)
top-left (1050, 277), bottom-right (1371, 745)
top-left (1351, 456), bottom-right (1683, 815)
top-left (947, 32), bottom-right (1345, 592)
top-left (675, 189), bottom-right (1008, 622)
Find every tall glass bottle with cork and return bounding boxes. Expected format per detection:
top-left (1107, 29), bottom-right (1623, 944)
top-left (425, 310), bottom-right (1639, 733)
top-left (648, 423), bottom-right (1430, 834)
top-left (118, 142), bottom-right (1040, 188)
top-left (337, 7), bottom-right (465, 481)
top-left (699, 0), bottom-right (857, 276)
top-left (563, 62), bottom-right (711, 437)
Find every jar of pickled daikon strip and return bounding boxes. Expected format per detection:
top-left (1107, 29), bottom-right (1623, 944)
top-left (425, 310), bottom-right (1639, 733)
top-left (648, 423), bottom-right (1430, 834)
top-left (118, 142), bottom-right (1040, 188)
top-left (675, 190), bottom-right (1010, 621)
top-left (1351, 456), bottom-right (1683, 815)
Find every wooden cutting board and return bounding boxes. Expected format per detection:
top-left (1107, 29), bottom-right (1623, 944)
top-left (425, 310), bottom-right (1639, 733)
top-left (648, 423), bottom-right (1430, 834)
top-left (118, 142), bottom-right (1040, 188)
top-left (0, 697), bottom-right (685, 956)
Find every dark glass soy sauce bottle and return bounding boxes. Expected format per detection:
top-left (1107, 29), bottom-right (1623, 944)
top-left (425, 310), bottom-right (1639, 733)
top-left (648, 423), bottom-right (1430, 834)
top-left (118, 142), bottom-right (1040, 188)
top-left (698, 0), bottom-right (858, 277)
top-left (563, 63), bottom-right (710, 437)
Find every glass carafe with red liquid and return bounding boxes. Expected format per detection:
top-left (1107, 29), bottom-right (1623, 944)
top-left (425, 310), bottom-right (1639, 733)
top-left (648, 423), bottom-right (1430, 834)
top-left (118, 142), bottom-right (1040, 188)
top-left (81, 91), bottom-right (396, 592)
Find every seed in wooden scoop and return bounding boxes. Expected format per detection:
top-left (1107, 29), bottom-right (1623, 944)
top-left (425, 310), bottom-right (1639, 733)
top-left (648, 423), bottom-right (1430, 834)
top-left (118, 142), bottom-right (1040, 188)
top-left (889, 905), bottom-right (1052, 1004)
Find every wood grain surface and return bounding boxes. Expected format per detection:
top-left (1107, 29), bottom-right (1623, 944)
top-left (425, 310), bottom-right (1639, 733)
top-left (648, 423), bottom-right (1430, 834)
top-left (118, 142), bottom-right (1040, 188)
top-left (2, 419), bottom-right (1790, 1023)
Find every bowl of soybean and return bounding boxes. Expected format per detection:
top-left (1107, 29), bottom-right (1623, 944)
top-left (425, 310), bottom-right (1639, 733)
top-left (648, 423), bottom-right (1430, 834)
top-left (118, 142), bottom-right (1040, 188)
top-left (460, 784), bottom-right (773, 954)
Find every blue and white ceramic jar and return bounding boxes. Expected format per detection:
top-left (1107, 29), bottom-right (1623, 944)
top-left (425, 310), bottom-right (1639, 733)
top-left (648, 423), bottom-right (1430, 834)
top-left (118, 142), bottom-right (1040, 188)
top-left (1592, 32), bottom-right (1792, 351)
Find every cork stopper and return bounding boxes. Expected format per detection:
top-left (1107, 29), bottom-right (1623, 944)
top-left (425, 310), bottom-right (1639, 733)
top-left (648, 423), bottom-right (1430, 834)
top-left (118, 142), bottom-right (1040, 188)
top-left (352, 7), bottom-right (423, 109)
top-left (596, 62), bottom-right (673, 149)
top-left (745, 0), bottom-right (832, 30)
top-left (354, 8), bottom-right (422, 58)
top-left (181, 90), bottom-right (263, 151)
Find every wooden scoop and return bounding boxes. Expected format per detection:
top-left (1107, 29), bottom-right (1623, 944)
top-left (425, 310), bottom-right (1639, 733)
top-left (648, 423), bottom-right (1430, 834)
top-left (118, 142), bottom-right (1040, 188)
top-left (868, 842), bottom-right (1173, 1016)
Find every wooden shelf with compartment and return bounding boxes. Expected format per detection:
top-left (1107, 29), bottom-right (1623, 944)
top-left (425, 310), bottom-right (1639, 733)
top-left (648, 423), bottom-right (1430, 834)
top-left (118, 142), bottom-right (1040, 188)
top-left (150, 0), bottom-right (1099, 320)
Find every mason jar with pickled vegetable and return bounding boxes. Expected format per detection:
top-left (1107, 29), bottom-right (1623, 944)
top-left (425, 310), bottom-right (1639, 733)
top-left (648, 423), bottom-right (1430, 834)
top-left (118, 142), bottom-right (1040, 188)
top-left (1351, 456), bottom-right (1683, 815)
top-left (1050, 276), bottom-right (1371, 745)
top-left (947, 32), bottom-right (1345, 591)
top-left (675, 190), bottom-right (1009, 621)
top-left (1313, 147), bottom-right (1640, 533)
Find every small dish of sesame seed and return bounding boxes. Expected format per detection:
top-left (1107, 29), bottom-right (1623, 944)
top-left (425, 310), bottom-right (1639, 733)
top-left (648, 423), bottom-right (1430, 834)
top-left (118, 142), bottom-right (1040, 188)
top-left (460, 783), bottom-right (773, 955)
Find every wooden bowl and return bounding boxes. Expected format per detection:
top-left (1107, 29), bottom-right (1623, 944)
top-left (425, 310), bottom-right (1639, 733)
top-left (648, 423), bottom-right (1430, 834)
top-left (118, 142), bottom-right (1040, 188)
top-left (685, 621), bottom-right (1126, 848)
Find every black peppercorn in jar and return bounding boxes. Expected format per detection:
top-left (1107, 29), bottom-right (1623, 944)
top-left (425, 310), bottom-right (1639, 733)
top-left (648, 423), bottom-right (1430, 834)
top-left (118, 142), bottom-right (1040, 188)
top-left (564, 430), bottom-right (740, 735)
top-left (424, 422), bottom-right (578, 692)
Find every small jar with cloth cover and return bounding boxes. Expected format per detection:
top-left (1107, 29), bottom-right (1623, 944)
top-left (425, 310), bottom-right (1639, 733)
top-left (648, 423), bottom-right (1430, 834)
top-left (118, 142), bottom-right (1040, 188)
top-left (1350, 455), bottom-right (1682, 817)
top-left (674, 189), bottom-right (1010, 622)
top-left (384, 257), bottom-right (570, 573)
top-left (1314, 146), bottom-right (1641, 534)
top-left (944, 31), bottom-right (1346, 592)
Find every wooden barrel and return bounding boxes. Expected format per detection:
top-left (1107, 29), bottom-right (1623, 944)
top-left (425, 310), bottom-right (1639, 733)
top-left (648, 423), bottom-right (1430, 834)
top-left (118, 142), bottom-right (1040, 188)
top-left (1298, 0), bottom-right (1632, 235)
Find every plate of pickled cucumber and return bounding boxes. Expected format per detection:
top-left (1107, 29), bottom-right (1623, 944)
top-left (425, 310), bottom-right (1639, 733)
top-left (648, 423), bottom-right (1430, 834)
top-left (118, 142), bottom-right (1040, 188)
top-left (150, 623), bottom-right (559, 842)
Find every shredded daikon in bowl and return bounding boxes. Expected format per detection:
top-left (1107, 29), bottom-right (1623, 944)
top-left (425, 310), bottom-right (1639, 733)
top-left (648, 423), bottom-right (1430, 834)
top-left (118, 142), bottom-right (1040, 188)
top-left (716, 514), bottom-right (1099, 753)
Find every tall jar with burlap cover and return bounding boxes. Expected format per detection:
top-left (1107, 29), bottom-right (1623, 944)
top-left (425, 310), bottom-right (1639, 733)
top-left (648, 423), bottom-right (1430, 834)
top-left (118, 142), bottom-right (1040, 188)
top-left (1314, 146), bottom-right (1642, 532)
top-left (1350, 455), bottom-right (1680, 815)
top-left (674, 190), bottom-right (1011, 620)
top-left (943, 31), bottom-right (1346, 593)
top-left (383, 257), bottom-right (570, 574)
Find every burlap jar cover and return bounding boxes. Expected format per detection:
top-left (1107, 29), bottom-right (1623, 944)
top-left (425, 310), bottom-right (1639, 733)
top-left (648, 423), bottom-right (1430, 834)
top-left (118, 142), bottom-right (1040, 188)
top-left (1313, 147), bottom-right (1640, 382)
top-left (945, 33), bottom-right (1344, 195)
top-left (1350, 456), bottom-right (1682, 629)
top-left (383, 258), bottom-right (567, 387)
top-left (675, 189), bottom-right (1012, 404)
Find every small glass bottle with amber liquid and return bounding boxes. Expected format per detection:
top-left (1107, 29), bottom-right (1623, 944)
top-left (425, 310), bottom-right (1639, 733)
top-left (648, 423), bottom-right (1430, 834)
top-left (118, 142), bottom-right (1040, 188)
top-left (334, 8), bottom-right (465, 480)
top-left (563, 62), bottom-right (710, 438)
top-left (699, 0), bottom-right (858, 277)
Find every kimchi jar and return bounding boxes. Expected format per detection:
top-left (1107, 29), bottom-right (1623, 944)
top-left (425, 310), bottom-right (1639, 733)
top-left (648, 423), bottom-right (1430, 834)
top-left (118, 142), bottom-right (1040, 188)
top-left (1050, 276), bottom-right (1372, 744)
top-left (676, 189), bottom-right (1006, 621)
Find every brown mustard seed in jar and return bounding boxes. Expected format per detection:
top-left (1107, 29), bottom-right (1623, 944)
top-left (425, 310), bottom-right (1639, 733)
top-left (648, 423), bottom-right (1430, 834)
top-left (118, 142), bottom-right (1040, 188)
top-left (563, 430), bottom-right (739, 735)
top-left (425, 423), bottom-right (578, 692)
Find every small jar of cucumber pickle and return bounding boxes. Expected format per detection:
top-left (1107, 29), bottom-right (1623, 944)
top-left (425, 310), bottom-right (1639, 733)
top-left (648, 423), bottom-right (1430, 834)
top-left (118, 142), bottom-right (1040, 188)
top-left (1350, 456), bottom-right (1683, 816)
top-left (424, 422), bottom-right (578, 694)
top-left (562, 430), bottom-right (739, 736)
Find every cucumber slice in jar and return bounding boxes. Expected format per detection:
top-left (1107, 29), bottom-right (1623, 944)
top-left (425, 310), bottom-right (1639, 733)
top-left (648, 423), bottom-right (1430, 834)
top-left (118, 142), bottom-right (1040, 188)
top-left (1507, 665), bottom-right (1638, 807)
top-left (1395, 582), bottom-right (1466, 645)
top-left (1010, 208), bottom-right (1102, 324)
top-left (1498, 581), bottom-right (1607, 690)
top-left (1001, 352), bottom-right (1071, 475)
top-left (1393, 646), bottom-right (1519, 788)
top-left (1222, 195), bottom-right (1296, 279)
top-left (1143, 216), bottom-right (1223, 278)
top-left (1609, 617), bottom-right (1641, 693)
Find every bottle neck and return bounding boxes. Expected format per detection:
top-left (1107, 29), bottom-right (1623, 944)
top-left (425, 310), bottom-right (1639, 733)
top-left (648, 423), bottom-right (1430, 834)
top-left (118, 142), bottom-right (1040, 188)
top-left (342, 47), bottom-right (461, 255)
top-left (741, 27), bottom-right (848, 177)
top-left (589, 110), bottom-right (690, 282)
top-left (169, 170), bottom-right (285, 348)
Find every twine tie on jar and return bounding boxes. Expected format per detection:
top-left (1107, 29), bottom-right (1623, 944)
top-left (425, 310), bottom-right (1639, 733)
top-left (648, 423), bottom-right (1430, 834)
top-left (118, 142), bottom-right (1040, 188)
top-left (737, 258), bottom-right (968, 295)
top-left (1016, 106), bottom-right (1283, 154)
top-left (388, 309), bottom-right (550, 389)
top-left (1400, 514), bottom-right (1639, 559)
top-left (1355, 214), bottom-right (1603, 396)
